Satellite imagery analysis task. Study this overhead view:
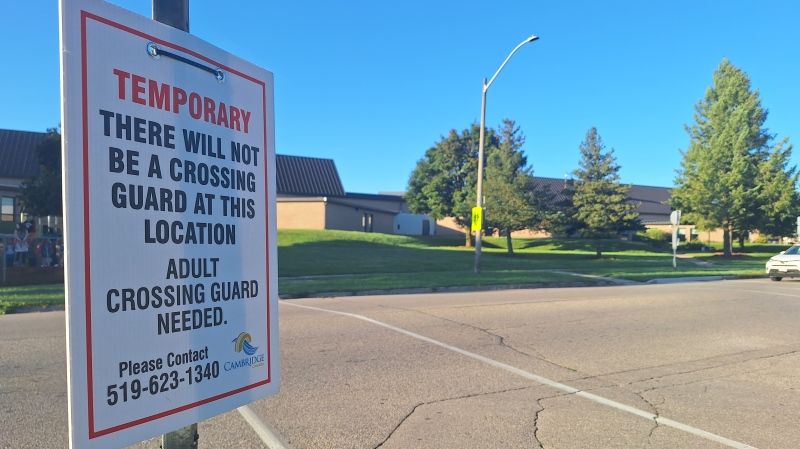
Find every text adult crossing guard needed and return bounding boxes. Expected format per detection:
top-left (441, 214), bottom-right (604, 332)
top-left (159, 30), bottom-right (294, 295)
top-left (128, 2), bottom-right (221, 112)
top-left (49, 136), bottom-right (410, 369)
top-left (59, 1), bottom-right (279, 447)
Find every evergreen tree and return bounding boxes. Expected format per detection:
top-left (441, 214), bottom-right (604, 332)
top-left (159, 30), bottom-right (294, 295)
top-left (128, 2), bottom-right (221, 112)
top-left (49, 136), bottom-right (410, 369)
top-left (751, 138), bottom-right (799, 241)
top-left (484, 119), bottom-right (552, 254)
top-left (671, 59), bottom-right (793, 255)
top-left (546, 177), bottom-right (580, 237)
top-left (569, 127), bottom-right (640, 257)
top-left (19, 127), bottom-right (63, 218)
top-left (406, 123), bottom-right (498, 246)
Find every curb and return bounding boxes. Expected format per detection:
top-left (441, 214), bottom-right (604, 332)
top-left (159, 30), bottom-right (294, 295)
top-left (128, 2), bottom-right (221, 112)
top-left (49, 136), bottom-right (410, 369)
top-left (279, 280), bottom-right (620, 300)
top-left (278, 275), bottom-right (759, 300)
top-left (646, 276), bottom-right (735, 284)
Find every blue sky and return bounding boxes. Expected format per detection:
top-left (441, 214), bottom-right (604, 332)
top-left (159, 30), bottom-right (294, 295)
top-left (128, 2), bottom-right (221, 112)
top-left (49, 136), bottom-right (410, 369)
top-left (2, 1), bottom-right (798, 194)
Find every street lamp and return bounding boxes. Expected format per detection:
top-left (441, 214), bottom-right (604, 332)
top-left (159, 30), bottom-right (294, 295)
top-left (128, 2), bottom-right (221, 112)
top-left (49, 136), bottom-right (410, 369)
top-left (474, 35), bottom-right (539, 274)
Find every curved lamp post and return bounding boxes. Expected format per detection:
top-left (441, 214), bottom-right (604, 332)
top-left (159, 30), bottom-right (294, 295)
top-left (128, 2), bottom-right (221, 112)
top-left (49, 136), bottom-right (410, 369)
top-left (475, 35), bottom-right (539, 274)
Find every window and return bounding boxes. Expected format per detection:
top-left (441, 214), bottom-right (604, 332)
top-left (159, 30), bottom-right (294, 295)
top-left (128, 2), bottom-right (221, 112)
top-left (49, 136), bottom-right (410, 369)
top-left (1, 197), bottom-right (13, 222)
top-left (362, 213), bottom-right (373, 232)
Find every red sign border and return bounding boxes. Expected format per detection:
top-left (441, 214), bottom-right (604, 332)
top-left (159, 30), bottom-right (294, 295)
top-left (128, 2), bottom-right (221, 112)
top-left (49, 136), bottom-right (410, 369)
top-left (79, 10), bottom-right (273, 439)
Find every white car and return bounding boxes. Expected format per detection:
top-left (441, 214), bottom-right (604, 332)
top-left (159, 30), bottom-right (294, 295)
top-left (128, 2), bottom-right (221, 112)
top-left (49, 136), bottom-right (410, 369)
top-left (765, 245), bottom-right (800, 281)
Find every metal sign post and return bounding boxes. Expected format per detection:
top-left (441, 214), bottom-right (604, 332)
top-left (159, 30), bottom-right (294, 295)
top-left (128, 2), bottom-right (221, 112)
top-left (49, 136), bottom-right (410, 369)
top-left (151, 2), bottom-right (197, 447)
top-left (670, 210), bottom-right (681, 270)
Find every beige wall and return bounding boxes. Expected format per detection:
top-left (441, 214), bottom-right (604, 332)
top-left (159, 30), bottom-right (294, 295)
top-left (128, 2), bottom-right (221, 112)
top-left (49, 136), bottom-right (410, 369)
top-left (276, 201), bottom-right (327, 230)
top-left (326, 203), bottom-right (396, 234)
top-left (324, 203), bottom-right (358, 231)
top-left (278, 199), bottom-right (398, 235)
top-left (508, 229), bottom-right (554, 238)
top-left (435, 217), bottom-right (467, 237)
top-left (645, 224), bottom-right (763, 244)
top-left (437, 217), bottom-right (554, 239)
top-left (279, 196), bottom-right (768, 244)
top-left (436, 218), bottom-right (766, 244)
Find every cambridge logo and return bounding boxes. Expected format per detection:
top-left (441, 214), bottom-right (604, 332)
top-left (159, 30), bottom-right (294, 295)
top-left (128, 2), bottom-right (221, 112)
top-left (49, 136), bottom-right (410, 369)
top-left (225, 332), bottom-right (265, 371)
top-left (232, 332), bottom-right (259, 355)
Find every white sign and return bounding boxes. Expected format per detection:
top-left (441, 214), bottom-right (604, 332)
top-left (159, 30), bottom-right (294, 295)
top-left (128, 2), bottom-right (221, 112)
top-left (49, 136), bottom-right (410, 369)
top-left (60, 1), bottom-right (278, 447)
top-left (670, 210), bottom-right (681, 226)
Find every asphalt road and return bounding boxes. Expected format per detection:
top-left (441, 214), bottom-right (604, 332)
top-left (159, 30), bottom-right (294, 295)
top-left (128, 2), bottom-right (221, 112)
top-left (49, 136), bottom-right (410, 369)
top-left (2, 278), bottom-right (798, 448)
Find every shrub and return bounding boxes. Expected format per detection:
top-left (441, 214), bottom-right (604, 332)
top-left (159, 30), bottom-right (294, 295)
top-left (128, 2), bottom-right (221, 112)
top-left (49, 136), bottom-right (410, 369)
top-left (680, 241), bottom-right (707, 251)
top-left (635, 229), bottom-right (669, 249)
top-left (642, 229), bottom-right (668, 242)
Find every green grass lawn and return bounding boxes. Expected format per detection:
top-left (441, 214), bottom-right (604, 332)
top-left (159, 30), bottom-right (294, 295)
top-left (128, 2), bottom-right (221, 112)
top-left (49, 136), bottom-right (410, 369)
top-left (1, 229), bottom-right (779, 313)
top-left (0, 284), bottom-right (67, 314)
top-left (277, 231), bottom-right (773, 295)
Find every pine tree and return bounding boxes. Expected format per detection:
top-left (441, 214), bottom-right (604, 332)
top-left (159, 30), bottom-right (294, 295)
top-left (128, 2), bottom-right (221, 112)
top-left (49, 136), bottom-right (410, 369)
top-left (484, 119), bottom-right (552, 254)
top-left (671, 59), bottom-right (792, 255)
top-left (752, 138), bottom-right (799, 240)
top-left (569, 127), bottom-right (640, 257)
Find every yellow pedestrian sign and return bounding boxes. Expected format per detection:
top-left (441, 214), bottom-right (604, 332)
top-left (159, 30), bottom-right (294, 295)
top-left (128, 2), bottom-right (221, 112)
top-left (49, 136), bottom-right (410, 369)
top-left (471, 207), bottom-right (483, 231)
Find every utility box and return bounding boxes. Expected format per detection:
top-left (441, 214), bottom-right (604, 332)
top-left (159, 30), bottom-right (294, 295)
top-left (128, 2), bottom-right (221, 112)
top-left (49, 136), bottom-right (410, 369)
top-left (394, 213), bottom-right (435, 236)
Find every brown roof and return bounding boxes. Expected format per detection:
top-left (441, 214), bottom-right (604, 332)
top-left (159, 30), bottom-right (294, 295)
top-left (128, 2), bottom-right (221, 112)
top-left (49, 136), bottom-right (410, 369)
top-left (530, 176), bottom-right (572, 203)
top-left (275, 154), bottom-right (345, 197)
top-left (0, 131), bottom-right (346, 197)
top-left (0, 129), bottom-right (45, 179)
top-left (627, 184), bottom-right (672, 217)
top-left (530, 176), bottom-right (673, 222)
top-left (0, 129), bottom-right (674, 221)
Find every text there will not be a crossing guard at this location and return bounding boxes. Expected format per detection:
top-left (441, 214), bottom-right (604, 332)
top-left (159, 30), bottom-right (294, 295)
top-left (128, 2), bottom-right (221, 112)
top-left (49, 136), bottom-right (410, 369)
top-left (60, 1), bottom-right (279, 448)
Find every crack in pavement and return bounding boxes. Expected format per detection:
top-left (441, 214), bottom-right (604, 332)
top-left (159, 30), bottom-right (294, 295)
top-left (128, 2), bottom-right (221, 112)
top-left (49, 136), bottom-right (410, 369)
top-left (334, 297), bottom-right (665, 416)
top-left (532, 397), bottom-right (544, 448)
top-left (646, 418), bottom-right (659, 446)
top-left (637, 364), bottom-right (774, 396)
top-left (331, 295), bottom-right (792, 420)
top-left (627, 387), bottom-right (660, 417)
top-left (287, 301), bottom-right (760, 449)
top-left (590, 345), bottom-right (800, 381)
top-left (371, 386), bottom-right (537, 449)
top-left (342, 300), bottom-right (669, 443)
top-left (624, 349), bottom-right (798, 395)
top-left (331, 298), bottom-right (656, 428)
top-left (531, 393), bottom-right (569, 448)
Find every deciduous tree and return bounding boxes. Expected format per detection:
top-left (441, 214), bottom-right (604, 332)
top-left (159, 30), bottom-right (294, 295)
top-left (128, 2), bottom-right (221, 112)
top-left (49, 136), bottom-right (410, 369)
top-left (406, 123), bottom-right (498, 246)
top-left (19, 127), bottom-right (62, 218)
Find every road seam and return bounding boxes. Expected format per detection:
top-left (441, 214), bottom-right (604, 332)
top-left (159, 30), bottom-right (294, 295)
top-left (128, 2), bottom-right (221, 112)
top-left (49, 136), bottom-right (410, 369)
top-left (284, 301), bottom-right (758, 449)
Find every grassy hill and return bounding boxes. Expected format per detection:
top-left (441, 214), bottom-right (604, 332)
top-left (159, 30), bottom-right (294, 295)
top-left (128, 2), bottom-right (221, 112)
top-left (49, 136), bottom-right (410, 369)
top-left (0, 230), bottom-right (778, 312)
top-left (277, 230), bottom-right (772, 297)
